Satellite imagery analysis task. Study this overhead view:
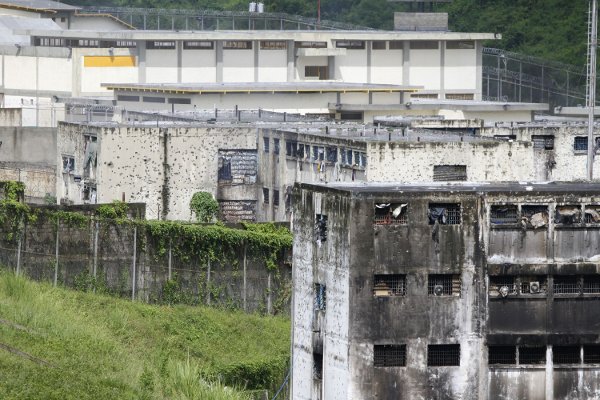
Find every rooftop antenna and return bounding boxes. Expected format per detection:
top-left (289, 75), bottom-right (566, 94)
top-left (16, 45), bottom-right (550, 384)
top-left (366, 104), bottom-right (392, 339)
top-left (588, 0), bottom-right (598, 180)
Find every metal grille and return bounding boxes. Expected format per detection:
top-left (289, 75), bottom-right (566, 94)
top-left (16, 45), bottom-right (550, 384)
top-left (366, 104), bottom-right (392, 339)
top-left (488, 346), bottom-right (516, 365)
top-left (374, 345), bottom-right (406, 367)
top-left (273, 190), bottom-right (280, 207)
top-left (583, 275), bottom-right (600, 294)
top-left (428, 274), bottom-right (460, 296)
top-left (263, 137), bottom-right (270, 152)
top-left (554, 276), bottom-right (579, 295)
top-left (433, 165), bottom-right (467, 182)
top-left (429, 203), bottom-right (461, 225)
top-left (553, 346), bottom-right (580, 364)
top-left (519, 347), bottom-right (546, 364)
top-left (427, 344), bottom-right (460, 366)
top-left (263, 188), bottom-right (269, 204)
top-left (373, 275), bottom-right (406, 296)
top-left (314, 283), bottom-right (326, 310)
top-left (273, 138), bottom-right (280, 155)
top-left (584, 345), bottom-right (600, 364)
top-left (490, 205), bottom-right (518, 224)
top-left (585, 206), bottom-right (600, 223)
top-left (374, 203), bottom-right (408, 225)
top-left (521, 277), bottom-right (547, 294)
top-left (555, 206), bottom-right (582, 224)
top-left (326, 147), bottom-right (337, 163)
top-left (489, 276), bottom-right (516, 297)
top-left (531, 135), bottom-right (555, 150)
top-left (574, 136), bottom-right (588, 151)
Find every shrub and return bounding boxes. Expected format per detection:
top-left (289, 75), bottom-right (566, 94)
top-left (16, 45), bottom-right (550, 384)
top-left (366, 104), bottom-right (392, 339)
top-left (190, 192), bottom-right (219, 223)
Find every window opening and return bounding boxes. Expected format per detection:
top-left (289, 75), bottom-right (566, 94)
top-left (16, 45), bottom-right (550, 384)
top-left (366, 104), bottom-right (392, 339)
top-left (374, 203), bottom-right (408, 225)
top-left (260, 41), bottom-right (287, 50)
top-left (519, 346), bottom-right (546, 365)
top-left (305, 66), bottom-right (328, 80)
top-left (555, 205), bottom-right (582, 224)
top-left (326, 147), bottom-right (337, 163)
top-left (433, 165), bottom-right (467, 181)
top-left (273, 190), bottom-right (280, 207)
top-left (147, 41), bottom-right (176, 49)
top-left (584, 345), bottom-right (600, 364)
top-left (263, 137), bottom-right (270, 153)
top-left (494, 134), bottom-right (516, 141)
top-left (372, 41), bottom-right (386, 50)
top-left (373, 274), bottom-right (406, 297)
top-left (489, 276), bottom-right (516, 298)
top-left (488, 346), bottom-right (516, 365)
top-left (585, 205), bottom-right (600, 223)
top-left (428, 203), bottom-right (461, 225)
top-left (218, 157), bottom-right (232, 181)
top-left (574, 136), bottom-right (588, 151)
top-left (428, 274), bottom-right (461, 296)
top-left (143, 96), bottom-right (165, 103)
top-left (262, 188), bottom-right (269, 204)
top-left (521, 276), bottom-right (547, 295)
top-left (553, 275), bottom-right (579, 295)
top-left (313, 146), bottom-right (325, 161)
top-left (117, 95), bottom-right (139, 102)
top-left (315, 214), bottom-right (328, 242)
top-left (532, 135), bottom-right (555, 150)
top-left (427, 344), bottom-right (460, 366)
top-left (286, 140), bottom-right (298, 157)
top-left (62, 156), bottom-right (74, 173)
top-left (374, 345), bottom-right (406, 367)
top-left (314, 283), bottom-right (326, 310)
top-left (274, 138), bottom-right (280, 155)
top-left (167, 98), bottom-right (191, 104)
top-left (336, 40), bottom-right (365, 49)
top-left (389, 41), bottom-right (403, 50)
top-left (183, 41), bottom-right (213, 49)
top-left (410, 41), bottom-right (439, 50)
top-left (296, 41), bottom-right (327, 48)
top-left (490, 205), bottom-right (518, 224)
top-left (345, 149), bottom-right (353, 166)
top-left (553, 346), bottom-right (581, 364)
top-left (521, 205), bottom-right (548, 229)
top-left (445, 93), bottom-right (474, 100)
top-left (223, 40), bottom-right (252, 49)
top-left (446, 41), bottom-right (474, 50)
top-left (583, 275), bottom-right (600, 294)
top-left (313, 353), bottom-right (323, 379)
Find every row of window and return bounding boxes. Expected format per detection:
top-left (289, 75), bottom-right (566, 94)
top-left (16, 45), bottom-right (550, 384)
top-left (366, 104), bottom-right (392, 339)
top-left (373, 274), bottom-right (461, 297)
top-left (489, 345), bottom-right (600, 365)
top-left (116, 95), bottom-right (191, 105)
top-left (262, 188), bottom-right (280, 206)
top-left (490, 275), bottom-right (600, 296)
top-left (265, 137), bottom-right (367, 167)
top-left (491, 204), bottom-right (600, 226)
top-left (374, 344), bottom-right (460, 367)
top-left (494, 134), bottom-right (600, 153)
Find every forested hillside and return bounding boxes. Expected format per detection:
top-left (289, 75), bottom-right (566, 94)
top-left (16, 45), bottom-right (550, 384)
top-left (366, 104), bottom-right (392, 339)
top-left (67, 0), bottom-right (589, 66)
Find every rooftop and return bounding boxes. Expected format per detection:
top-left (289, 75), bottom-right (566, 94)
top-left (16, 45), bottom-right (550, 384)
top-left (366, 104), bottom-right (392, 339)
top-left (0, 0), bottom-right (79, 12)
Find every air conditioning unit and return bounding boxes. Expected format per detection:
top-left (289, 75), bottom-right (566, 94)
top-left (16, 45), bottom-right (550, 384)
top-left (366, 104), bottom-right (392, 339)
top-left (433, 284), bottom-right (444, 296)
top-left (529, 281), bottom-right (541, 293)
top-left (499, 285), bottom-right (510, 297)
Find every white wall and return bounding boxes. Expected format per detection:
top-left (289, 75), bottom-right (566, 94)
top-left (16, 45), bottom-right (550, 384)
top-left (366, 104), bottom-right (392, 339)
top-left (410, 48), bottom-right (441, 90)
top-left (181, 49), bottom-right (217, 82)
top-left (370, 48), bottom-right (403, 84)
top-left (444, 47), bottom-right (477, 90)
top-left (4, 55), bottom-right (37, 90)
top-left (39, 57), bottom-right (73, 92)
top-left (335, 49), bottom-right (367, 82)
top-left (146, 49), bottom-right (178, 83)
top-left (257, 49), bottom-right (287, 82)
top-left (223, 49), bottom-right (254, 82)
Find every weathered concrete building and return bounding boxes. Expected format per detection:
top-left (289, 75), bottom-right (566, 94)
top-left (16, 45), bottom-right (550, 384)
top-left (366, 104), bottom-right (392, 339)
top-left (291, 182), bottom-right (600, 400)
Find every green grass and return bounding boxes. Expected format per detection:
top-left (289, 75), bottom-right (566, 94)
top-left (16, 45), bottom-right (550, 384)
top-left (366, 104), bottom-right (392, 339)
top-left (0, 270), bottom-right (290, 399)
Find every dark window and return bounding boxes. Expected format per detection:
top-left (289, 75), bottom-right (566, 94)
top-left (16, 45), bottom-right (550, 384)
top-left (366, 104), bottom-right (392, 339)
top-left (519, 346), bottom-right (546, 364)
top-left (428, 344), bottom-right (460, 366)
top-left (263, 188), bottom-right (269, 204)
top-left (555, 205), bottom-right (582, 224)
top-left (336, 40), bottom-right (365, 49)
top-left (218, 157), bottom-right (232, 181)
top-left (553, 346), bottom-right (580, 364)
top-left (147, 41), bottom-right (176, 49)
top-left (389, 41), bottom-right (403, 50)
top-left (273, 190), bottom-right (280, 207)
top-left (286, 140), bottom-right (298, 157)
top-left (488, 346), bottom-right (516, 365)
top-left (522, 205), bottom-right (548, 229)
top-left (374, 275), bottom-right (406, 296)
top-left (76, 39), bottom-right (99, 48)
top-left (297, 143), bottom-right (306, 158)
top-left (326, 147), bottom-right (337, 163)
top-left (374, 345), bottom-right (406, 367)
top-left (168, 98), bottom-right (191, 104)
top-left (374, 203), bottom-right (408, 225)
top-left (223, 41), bottom-right (252, 49)
top-left (313, 353), bottom-right (323, 379)
top-left (314, 283), bottom-right (326, 310)
top-left (62, 156), bottom-right (75, 173)
top-left (296, 41), bottom-right (327, 48)
top-left (489, 276), bottom-right (516, 297)
top-left (260, 41), bottom-right (287, 50)
top-left (285, 186), bottom-right (292, 211)
top-left (532, 135), bottom-right (555, 150)
top-left (574, 136), bottom-right (588, 151)
top-left (446, 41), bottom-right (474, 50)
top-left (305, 66), bottom-right (328, 80)
top-left (521, 276), bottom-right (547, 294)
top-left (316, 214), bottom-right (328, 242)
top-left (143, 96), bottom-right (166, 103)
top-left (263, 137), bottom-right (270, 153)
top-left (583, 275), bottom-right (600, 294)
top-left (410, 41), bottom-right (439, 50)
top-left (340, 112), bottom-right (363, 121)
top-left (428, 203), bottom-right (461, 225)
top-left (490, 205), bottom-right (518, 224)
top-left (494, 135), bottom-right (517, 141)
top-left (585, 206), bottom-right (600, 223)
top-left (183, 41), bottom-right (213, 50)
top-left (428, 274), bottom-right (461, 296)
top-left (553, 276), bottom-right (579, 295)
top-left (445, 93), bottom-right (474, 100)
top-left (273, 138), bottom-right (280, 155)
top-left (433, 165), bottom-right (467, 181)
top-left (372, 41), bottom-right (386, 50)
top-left (117, 95), bottom-right (139, 102)
top-left (313, 146), bottom-right (325, 161)
top-left (584, 345), bottom-right (600, 364)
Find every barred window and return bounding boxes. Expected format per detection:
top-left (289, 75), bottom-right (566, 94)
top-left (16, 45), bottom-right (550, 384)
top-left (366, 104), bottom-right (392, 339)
top-left (147, 41), bottom-right (175, 49)
top-left (521, 276), bottom-right (547, 295)
top-left (143, 96), bottom-right (166, 103)
top-left (305, 66), bottom-right (328, 80)
top-left (519, 347), bottom-right (546, 364)
top-left (316, 214), bottom-right (328, 242)
top-left (168, 98), bottom-right (191, 104)
top-left (285, 140), bottom-right (298, 157)
top-left (336, 40), bottom-right (365, 49)
top-left (263, 188), bottom-right (269, 204)
top-left (583, 275), bottom-right (600, 294)
top-left (260, 41), bottom-right (287, 50)
top-left (273, 190), bottom-right (280, 207)
top-left (574, 136), bottom-right (588, 151)
top-left (117, 95), bottom-right (139, 102)
top-left (490, 205), bottom-right (518, 224)
top-left (553, 346), bottom-right (580, 364)
top-left (389, 41), bottom-right (404, 50)
top-left (532, 135), bottom-right (555, 150)
top-left (184, 41), bottom-right (213, 50)
top-left (313, 353), bottom-right (323, 379)
top-left (263, 137), bottom-right (270, 153)
top-left (428, 344), bottom-right (460, 366)
top-left (374, 345), bottom-right (406, 367)
top-left (555, 205), bottom-right (582, 224)
top-left (274, 138), bottom-right (280, 155)
top-left (433, 165), bottom-right (467, 181)
top-left (445, 93), bottom-right (474, 100)
top-left (223, 40), bottom-right (252, 49)
top-left (584, 345), bottom-right (600, 364)
top-left (373, 274), bottom-right (406, 297)
top-left (488, 346), bottom-right (516, 365)
top-left (428, 274), bottom-right (461, 296)
top-left (553, 276), bottom-right (579, 295)
top-left (522, 205), bottom-right (548, 229)
top-left (314, 283), bottom-right (326, 310)
top-left (296, 41), bottom-right (327, 48)
top-left (428, 203), bottom-right (461, 225)
top-left (585, 205), bottom-right (600, 224)
top-left (374, 203), bottom-right (408, 225)
top-left (489, 276), bottom-right (516, 297)
top-left (313, 146), bottom-right (325, 161)
top-left (326, 147), bottom-right (337, 163)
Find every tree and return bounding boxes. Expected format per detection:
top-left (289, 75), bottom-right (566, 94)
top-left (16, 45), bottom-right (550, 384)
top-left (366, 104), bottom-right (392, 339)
top-left (190, 191), bottom-right (219, 223)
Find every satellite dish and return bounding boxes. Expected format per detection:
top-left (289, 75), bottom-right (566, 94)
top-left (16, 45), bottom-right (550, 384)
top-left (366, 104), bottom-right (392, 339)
top-left (433, 284), bottom-right (444, 296)
top-left (499, 285), bottom-right (510, 297)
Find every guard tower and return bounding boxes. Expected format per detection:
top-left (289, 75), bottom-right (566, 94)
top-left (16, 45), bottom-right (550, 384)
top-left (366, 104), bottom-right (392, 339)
top-left (388, 0), bottom-right (452, 31)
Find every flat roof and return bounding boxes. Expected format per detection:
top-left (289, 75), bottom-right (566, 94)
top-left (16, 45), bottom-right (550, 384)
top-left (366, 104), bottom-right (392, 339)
top-left (0, 0), bottom-right (79, 12)
top-left (104, 82), bottom-right (421, 94)
top-left (299, 181), bottom-right (600, 195)
top-left (20, 28), bottom-right (497, 41)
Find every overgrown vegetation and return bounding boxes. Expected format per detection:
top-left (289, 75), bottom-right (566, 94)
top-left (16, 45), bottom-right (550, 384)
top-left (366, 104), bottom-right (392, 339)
top-left (0, 270), bottom-right (290, 399)
top-left (65, 0), bottom-right (589, 65)
top-left (189, 192), bottom-right (219, 223)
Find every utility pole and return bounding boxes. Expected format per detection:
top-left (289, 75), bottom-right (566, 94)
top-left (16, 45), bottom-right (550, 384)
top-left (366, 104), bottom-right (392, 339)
top-left (317, 0), bottom-right (321, 28)
top-left (588, 0), bottom-right (598, 180)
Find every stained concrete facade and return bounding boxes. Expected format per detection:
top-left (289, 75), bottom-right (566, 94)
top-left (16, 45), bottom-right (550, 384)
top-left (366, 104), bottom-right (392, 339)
top-left (291, 182), bottom-right (600, 400)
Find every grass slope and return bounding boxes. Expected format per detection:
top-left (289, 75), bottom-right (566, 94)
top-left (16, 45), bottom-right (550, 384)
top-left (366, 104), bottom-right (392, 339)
top-left (0, 271), bottom-right (290, 399)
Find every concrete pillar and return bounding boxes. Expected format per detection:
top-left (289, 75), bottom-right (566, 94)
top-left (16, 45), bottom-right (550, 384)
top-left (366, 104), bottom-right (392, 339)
top-left (216, 41), bottom-right (223, 82)
top-left (366, 41), bottom-right (372, 84)
top-left (287, 40), bottom-right (295, 81)
top-left (327, 55), bottom-right (335, 80)
top-left (402, 41), bottom-right (410, 87)
top-left (254, 41), bottom-right (259, 82)
top-left (138, 41), bottom-right (147, 84)
top-left (439, 40), bottom-right (445, 99)
top-left (177, 40), bottom-right (183, 83)
top-left (475, 41), bottom-right (483, 100)
top-left (545, 345), bottom-right (553, 400)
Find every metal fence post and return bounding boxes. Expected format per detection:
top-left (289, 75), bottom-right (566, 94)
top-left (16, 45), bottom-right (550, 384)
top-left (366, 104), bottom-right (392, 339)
top-left (168, 238), bottom-right (172, 280)
top-left (206, 259), bottom-right (211, 305)
top-left (54, 218), bottom-right (59, 287)
top-left (131, 226), bottom-right (137, 301)
top-left (93, 220), bottom-right (99, 291)
top-left (243, 243), bottom-right (247, 312)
